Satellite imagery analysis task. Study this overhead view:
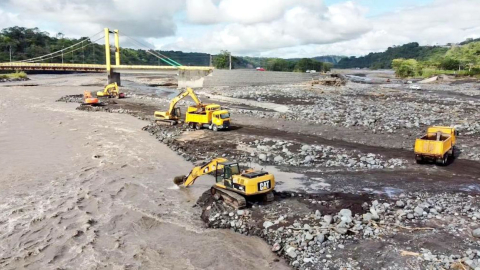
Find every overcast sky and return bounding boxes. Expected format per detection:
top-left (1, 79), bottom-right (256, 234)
top-left (0, 0), bottom-right (479, 58)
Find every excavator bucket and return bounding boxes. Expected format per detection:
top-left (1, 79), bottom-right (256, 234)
top-left (173, 175), bottom-right (186, 185)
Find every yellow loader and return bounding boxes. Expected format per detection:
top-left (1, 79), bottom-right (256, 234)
top-left (174, 158), bottom-right (275, 208)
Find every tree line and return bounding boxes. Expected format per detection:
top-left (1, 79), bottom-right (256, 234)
top-left (0, 26), bottom-right (211, 66)
top-left (213, 50), bottom-right (332, 72)
top-left (336, 42), bottom-right (449, 69)
top-left (0, 26), bottom-right (333, 73)
top-left (392, 41), bottom-right (480, 78)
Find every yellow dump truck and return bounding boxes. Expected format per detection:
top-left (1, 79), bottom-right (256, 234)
top-left (414, 126), bottom-right (457, 165)
top-left (185, 104), bottom-right (231, 131)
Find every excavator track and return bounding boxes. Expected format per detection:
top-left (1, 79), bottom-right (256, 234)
top-left (211, 186), bottom-right (247, 209)
top-left (265, 191), bottom-right (274, 202)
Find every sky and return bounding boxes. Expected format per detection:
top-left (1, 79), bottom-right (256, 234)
top-left (0, 0), bottom-right (479, 58)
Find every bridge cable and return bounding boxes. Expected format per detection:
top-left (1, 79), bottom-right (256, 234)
top-left (18, 30), bottom-right (104, 63)
top-left (25, 36), bottom-right (104, 63)
top-left (123, 35), bottom-right (182, 67)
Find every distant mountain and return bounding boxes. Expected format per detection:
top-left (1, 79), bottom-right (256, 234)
top-left (335, 42), bottom-right (449, 69)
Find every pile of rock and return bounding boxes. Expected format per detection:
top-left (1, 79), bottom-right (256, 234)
top-left (246, 139), bottom-right (407, 170)
top-left (211, 83), bottom-right (480, 136)
top-left (202, 191), bottom-right (480, 269)
top-left (56, 94), bottom-right (83, 103)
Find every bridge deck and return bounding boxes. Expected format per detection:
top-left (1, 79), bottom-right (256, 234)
top-left (0, 62), bottom-right (213, 73)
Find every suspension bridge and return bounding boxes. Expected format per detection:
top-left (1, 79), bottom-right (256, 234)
top-left (0, 28), bottom-right (213, 87)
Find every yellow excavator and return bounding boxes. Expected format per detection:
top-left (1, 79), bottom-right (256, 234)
top-left (174, 158), bottom-right (275, 208)
top-left (96, 82), bottom-right (125, 98)
top-left (154, 87), bottom-right (202, 125)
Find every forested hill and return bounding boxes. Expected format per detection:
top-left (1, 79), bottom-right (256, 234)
top-left (0, 26), bottom-right (211, 66)
top-left (336, 42), bottom-right (449, 69)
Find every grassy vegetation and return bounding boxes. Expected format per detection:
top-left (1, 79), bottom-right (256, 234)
top-left (392, 41), bottom-right (480, 78)
top-left (214, 50), bottom-right (332, 72)
top-left (421, 68), bottom-right (467, 77)
top-left (336, 43), bottom-right (448, 69)
top-left (0, 71), bottom-right (28, 80)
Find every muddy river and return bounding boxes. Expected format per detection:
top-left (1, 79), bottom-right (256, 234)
top-left (0, 75), bottom-right (289, 269)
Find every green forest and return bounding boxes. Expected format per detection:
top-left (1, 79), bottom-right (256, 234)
top-left (213, 51), bottom-right (332, 72)
top-left (336, 42), bottom-right (449, 69)
top-left (391, 41), bottom-right (480, 78)
top-left (0, 26), bottom-right (211, 66)
top-left (0, 26), bottom-right (331, 72)
top-left (2, 26), bottom-right (476, 77)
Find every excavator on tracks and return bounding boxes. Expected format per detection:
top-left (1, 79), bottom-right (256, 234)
top-left (96, 82), bottom-right (125, 98)
top-left (154, 87), bottom-right (230, 131)
top-left (154, 87), bottom-right (202, 125)
top-left (174, 158), bottom-right (275, 208)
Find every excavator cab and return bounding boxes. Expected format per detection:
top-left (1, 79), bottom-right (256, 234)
top-left (171, 107), bottom-right (182, 118)
top-left (215, 162), bottom-right (240, 187)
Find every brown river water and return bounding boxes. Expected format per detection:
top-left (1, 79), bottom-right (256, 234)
top-left (0, 75), bottom-right (289, 270)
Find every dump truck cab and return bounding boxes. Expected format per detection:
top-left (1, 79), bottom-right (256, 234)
top-left (211, 109), bottom-right (230, 130)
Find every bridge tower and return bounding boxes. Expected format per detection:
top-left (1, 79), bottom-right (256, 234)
top-left (105, 28), bottom-right (121, 85)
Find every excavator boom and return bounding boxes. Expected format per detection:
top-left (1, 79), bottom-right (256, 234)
top-left (166, 87), bottom-right (202, 117)
top-left (174, 158), bottom-right (227, 186)
top-left (155, 87), bottom-right (203, 122)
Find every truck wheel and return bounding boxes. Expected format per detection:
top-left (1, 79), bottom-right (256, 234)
top-left (437, 154), bottom-right (448, 166)
top-left (415, 155), bottom-right (423, 164)
top-left (212, 125), bottom-right (218, 132)
top-left (195, 123), bottom-right (202, 130)
top-left (188, 122), bottom-right (194, 129)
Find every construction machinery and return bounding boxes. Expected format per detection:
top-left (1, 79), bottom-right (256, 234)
top-left (414, 126), bottom-right (457, 165)
top-left (96, 82), bottom-right (124, 98)
top-left (174, 158), bottom-right (275, 208)
top-left (154, 87), bottom-right (202, 125)
top-left (185, 104), bottom-right (230, 131)
top-left (154, 87), bottom-right (231, 130)
top-left (83, 91), bottom-right (99, 105)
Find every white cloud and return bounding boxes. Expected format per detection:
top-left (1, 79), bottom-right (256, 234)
top-left (167, 0), bottom-right (480, 57)
top-left (186, 0), bottom-right (325, 25)
top-left (0, 0), bottom-right (184, 38)
top-left (0, 0), bottom-right (479, 57)
top-left (171, 0), bottom-right (371, 54)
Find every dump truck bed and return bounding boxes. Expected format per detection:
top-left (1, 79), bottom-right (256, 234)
top-left (185, 111), bottom-right (210, 124)
top-left (414, 134), bottom-right (453, 158)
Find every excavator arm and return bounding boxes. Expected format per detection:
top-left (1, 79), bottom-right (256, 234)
top-left (155, 87), bottom-right (203, 121)
top-left (166, 87), bottom-right (202, 117)
top-left (174, 157), bottom-right (227, 187)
